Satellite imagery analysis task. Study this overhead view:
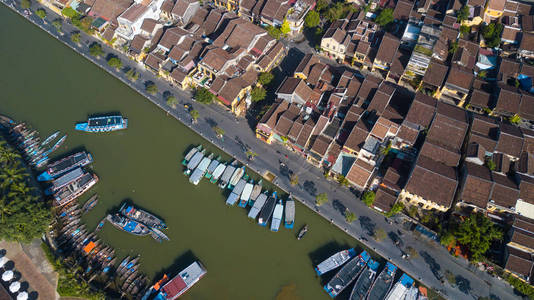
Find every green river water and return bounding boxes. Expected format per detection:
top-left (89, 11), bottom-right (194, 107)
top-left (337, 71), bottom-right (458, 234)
top-left (0, 6), bottom-right (361, 300)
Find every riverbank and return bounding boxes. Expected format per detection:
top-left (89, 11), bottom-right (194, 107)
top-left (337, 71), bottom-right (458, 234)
top-left (0, 2), bottom-right (519, 299)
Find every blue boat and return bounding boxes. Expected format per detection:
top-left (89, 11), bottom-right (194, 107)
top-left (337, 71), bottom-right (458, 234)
top-left (75, 115), bottom-right (128, 132)
top-left (284, 195), bottom-right (295, 229)
top-left (37, 151), bottom-right (93, 181)
top-left (366, 262), bottom-right (397, 300)
top-left (106, 214), bottom-right (151, 236)
top-left (384, 273), bottom-right (414, 300)
top-left (323, 251), bottom-right (370, 298)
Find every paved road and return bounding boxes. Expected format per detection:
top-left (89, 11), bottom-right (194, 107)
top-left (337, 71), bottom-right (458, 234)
top-left (1, 2), bottom-right (520, 299)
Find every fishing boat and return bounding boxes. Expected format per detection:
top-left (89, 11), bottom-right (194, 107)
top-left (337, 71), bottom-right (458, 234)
top-left (323, 251), bottom-right (371, 298)
top-left (189, 154), bottom-right (212, 185)
top-left (45, 167), bottom-right (85, 195)
top-left (248, 192), bottom-right (267, 219)
top-left (205, 156), bottom-right (220, 179)
top-left (54, 172), bottom-right (99, 207)
top-left (185, 150), bottom-right (205, 175)
top-left (284, 195), bottom-right (295, 229)
top-left (250, 181), bottom-right (262, 203)
top-left (270, 198), bottom-right (284, 232)
top-left (95, 218), bottom-right (106, 232)
top-left (106, 214), bottom-right (151, 236)
top-left (75, 115), bottom-right (128, 132)
top-left (46, 134), bottom-right (67, 155)
top-left (297, 224), bottom-right (308, 240)
top-left (315, 248), bottom-right (357, 276)
top-left (218, 161), bottom-right (236, 188)
top-left (228, 166), bottom-right (245, 189)
top-left (238, 181), bottom-right (253, 208)
top-left (182, 145), bottom-right (201, 166)
top-left (119, 203), bottom-right (167, 229)
top-left (150, 228), bottom-right (170, 242)
top-left (226, 179), bottom-right (246, 206)
top-left (258, 192), bottom-right (277, 226)
top-left (210, 162), bottom-right (226, 183)
top-left (40, 130), bottom-right (60, 146)
top-left (384, 273), bottom-right (414, 300)
top-left (350, 259), bottom-right (380, 300)
top-left (82, 194), bottom-right (99, 215)
top-left (37, 151), bottom-right (93, 181)
top-left (117, 256), bottom-right (132, 274)
top-left (156, 261), bottom-right (207, 299)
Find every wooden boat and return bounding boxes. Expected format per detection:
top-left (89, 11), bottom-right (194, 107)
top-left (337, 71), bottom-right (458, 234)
top-left (117, 256), bottom-right (132, 274)
top-left (297, 224), bottom-right (308, 240)
top-left (119, 202), bottom-right (167, 229)
top-left (210, 162), bottom-right (226, 183)
top-left (366, 262), bottom-right (397, 300)
top-left (182, 145), bottom-right (201, 166)
top-left (95, 218), bottom-right (106, 232)
top-left (323, 251), bottom-right (371, 298)
top-left (106, 214), bottom-right (151, 236)
top-left (82, 194), bottom-right (99, 215)
top-left (150, 228), bottom-right (170, 242)
top-left (350, 259), bottom-right (380, 300)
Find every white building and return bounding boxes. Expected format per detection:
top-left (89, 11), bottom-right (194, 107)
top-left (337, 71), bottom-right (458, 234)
top-left (116, 0), bottom-right (165, 41)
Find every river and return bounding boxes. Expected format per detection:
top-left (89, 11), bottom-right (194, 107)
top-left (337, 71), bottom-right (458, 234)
top-left (0, 6), bottom-right (365, 300)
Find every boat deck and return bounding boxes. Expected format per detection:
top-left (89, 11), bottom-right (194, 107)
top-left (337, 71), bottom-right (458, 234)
top-left (51, 168), bottom-right (84, 190)
top-left (49, 152), bottom-right (89, 174)
top-left (248, 193), bottom-right (267, 219)
top-left (88, 116), bottom-right (123, 127)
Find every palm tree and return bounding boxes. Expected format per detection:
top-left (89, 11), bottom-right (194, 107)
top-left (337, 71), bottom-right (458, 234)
top-left (0, 195), bottom-right (13, 223)
top-left (0, 166), bottom-right (27, 188)
top-left (8, 182), bottom-right (31, 197)
top-left (0, 147), bottom-right (20, 167)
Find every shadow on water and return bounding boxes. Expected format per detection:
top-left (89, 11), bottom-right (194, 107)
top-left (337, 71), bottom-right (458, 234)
top-left (152, 250), bottom-right (199, 281)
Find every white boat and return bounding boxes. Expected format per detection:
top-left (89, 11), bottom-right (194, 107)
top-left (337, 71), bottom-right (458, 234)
top-left (248, 192), bottom-right (267, 219)
top-left (218, 164), bottom-right (236, 188)
top-left (270, 199), bottom-right (284, 232)
top-left (238, 182), bottom-right (253, 207)
top-left (205, 158), bottom-right (219, 178)
top-left (211, 163), bottom-right (226, 183)
top-left (232, 179), bottom-right (246, 196)
top-left (315, 248), bottom-right (357, 276)
top-left (186, 151), bottom-right (204, 174)
top-left (284, 195), bottom-right (295, 229)
top-left (189, 155), bottom-right (212, 185)
top-left (225, 192), bottom-right (240, 206)
top-left (384, 274), bottom-right (414, 300)
top-left (250, 183), bottom-right (262, 201)
top-left (182, 146), bottom-right (200, 165)
top-left (228, 167), bottom-right (245, 189)
top-left (158, 261), bottom-right (207, 299)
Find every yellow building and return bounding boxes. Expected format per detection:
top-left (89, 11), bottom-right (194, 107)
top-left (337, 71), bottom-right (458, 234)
top-left (484, 0), bottom-right (505, 23)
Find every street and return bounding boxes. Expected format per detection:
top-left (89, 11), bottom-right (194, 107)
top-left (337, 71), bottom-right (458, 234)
top-left (0, 2), bottom-right (520, 299)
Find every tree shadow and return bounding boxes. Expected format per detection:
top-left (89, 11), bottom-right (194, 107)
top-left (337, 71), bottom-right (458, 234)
top-left (359, 216), bottom-right (375, 235)
top-left (455, 275), bottom-right (471, 294)
top-left (205, 118), bottom-right (218, 128)
top-left (303, 180), bottom-right (317, 196)
top-left (105, 53), bottom-right (117, 61)
top-left (332, 199), bottom-right (346, 216)
top-left (162, 91), bottom-right (172, 99)
top-left (419, 251), bottom-right (442, 281)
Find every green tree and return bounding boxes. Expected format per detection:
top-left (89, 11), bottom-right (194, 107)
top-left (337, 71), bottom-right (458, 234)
top-left (361, 190), bottom-right (375, 207)
top-left (36, 8), bottom-right (46, 19)
top-left (145, 82), bottom-right (158, 94)
top-left (386, 202), bottom-right (404, 217)
top-left (166, 95), bottom-right (178, 108)
top-left (485, 157), bottom-right (496, 170)
top-left (290, 174), bottom-right (299, 186)
top-left (20, 0), bottom-right (30, 9)
top-left (281, 20), bottom-right (291, 35)
top-left (305, 10), bottom-right (320, 28)
top-left (126, 68), bottom-right (139, 82)
top-left (375, 8), bottom-right (394, 27)
top-left (52, 19), bottom-right (62, 32)
top-left (337, 175), bottom-right (349, 187)
top-left (70, 32), bottom-right (81, 44)
top-left (107, 57), bottom-right (122, 69)
top-left (457, 5), bottom-right (469, 22)
top-left (246, 151), bottom-right (258, 160)
top-left (258, 72), bottom-right (274, 86)
top-left (460, 25), bottom-right (470, 36)
top-left (508, 114), bottom-right (521, 125)
top-left (250, 87), bottom-right (267, 102)
top-left (454, 213), bottom-right (502, 261)
top-left (267, 25), bottom-right (282, 39)
top-left (195, 87), bottom-right (214, 104)
top-left (440, 231), bottom-right (456, 246)
top-left (89, 43), bottom-right (104, 57)
top-left (213, 126), bottom-right (225, 138)
top-left (481, 23), bottom-right (503, 48)
top-left (345, 209), bottom-right (357, 223)
top-left (316, 0), bottom-right (328, 12)
top-left (61, 7), bottom-right (78, 18)
top-left (190, 109), bottom-right (199, 122)
top-left (373, 228), bottom-right (386, 241)
top-left (315, 192), bottom-right (328, 206)
top-left (448, 41), bottom-right (459, 54)
top-left (406, 246), bottom-right (418, 258)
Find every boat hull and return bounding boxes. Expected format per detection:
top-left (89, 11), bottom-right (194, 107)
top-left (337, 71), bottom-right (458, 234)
top-left (75, 116), bottom-right (128, 132)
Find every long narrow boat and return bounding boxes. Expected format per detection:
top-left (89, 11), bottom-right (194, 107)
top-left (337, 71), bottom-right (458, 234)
top-left (119, 203), bottom-right (167, 229)
top-left (205, 156), bottom-right (220, 179)
top-left (106, 214), bottom-right (151, 236)
top-left (270, 199), bottom-right (284, 232)
top-left (185, 150), bottom-right (205, 174)
top-left (238, 181), bottom-right (253, 208)
top-left (248, 192), bottom-right (267, 219)
top-left (384, 273), bottom-right (414, 300)
top-left (323, 251), bottom-right (371, 298)
top-left (350, 259), bottom-right (380, 300)
top-left (218, 163), bottom-right (236, 189)
top-left (297, 224), bottom-right (308, 240)
top-left (37, 151), bottom-right (93, 181)
top-left (46, 134), bottom-right (67, 155)
top-left (82, 194), bottom-right (99, 215)
top-left (46, 167), bottom-right (85, 195)
top-left (40, 131), bottom-right (60, 147)
top-left (75, 115), bottom-right (128, 132)
top-left (189, 154), bottom-right (212, 184)
top-left (54, 173), bottom-right (99, 207)
top-left (226, 179), bottom-right (246, 206)
top-left (315, 248), bottom-right (357, 276)
top-left (156, 261), bottom-right (207, 299)
top-left (210, 162), bottom-right (226, 183)
top-left (258, 192), bottom-right (277, 227)
top-left (182, 145), bottom-right (201, 166)
top-left (228, 166), bottom-right (245, 189)
top-left (284, 195), bottom-right (295, 229)
top-left (150, 228), bottom-right (170, 242)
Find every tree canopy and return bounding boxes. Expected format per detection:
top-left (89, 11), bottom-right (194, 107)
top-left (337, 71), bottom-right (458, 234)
top-left (89, 43), bottom-right (104, 57)
top-left (0, 139), bottom-right (51, 242)
top-left (52, 19), bottom-right (62, 32)
top-left (456, 5), bottom-right (469, 22)
top-left (345, 209), bottom-right (356, 223)
top-left (375, 8), bottom-right (394, 27)
top-left (126, 68), bottom-right (139, 82)
top-left (316, 192), bottom-right (328, 206)
top-left (195, 87), bottom-right (214, 104)
top-left (267, 25), bottom-right (282, 39)
top-left (281, 20), bottom-right (291, 35)
top-left (190, 109), bottom-right (199, 121)
top-left (70, 32), bottom-right (81, 43)
top-left (251, 87), bottom-right (267, 102)
top-left (258, 72), bottom-right (274, 86)
top-left (453, 213), bottom-right (502, 261)
top-left (36, 8), bottom-right (46, 19)
top-left (481, 23), bottom-right (503, 48)
top-left (61, 7), bottom-right (78, 19)
top-left (145, 82), bottom-right (158, 94)
top-left (361, 190), bottom-right (375, 207)
top-left (305, 10), bottom-right (320, 28)
top-left (107, 57), bottom-right (122, 69)
top-left (20, 0), bottom-right (31, 9)
top-left (166, 95), bottom-right (178, 108)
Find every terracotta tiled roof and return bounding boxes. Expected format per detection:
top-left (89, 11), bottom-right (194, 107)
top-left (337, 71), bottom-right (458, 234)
top-left (461, 162), bottom-right (493, 209)
top-left (120, 3), bottom-right (148, 22)
top-left (487, 0), bottom-right (506, 11)
top-left (498, 57), bottom-right (520, 81)
top-left (469, 89), bottom-right (492, 108)
top-left (520, 94), bottom-right (534, 121)
top-left (140, 18), bottom-right (158, 33)
top-left (130, 34), bottom-right (149, 53)
top-left (397, 123), bottom-right (419, 145)
top-left (343, 120), bottom-right (370, 152)
top-left (521, 33), bottom-right (534, 52)
top-left (470, 114), bottom-right (499, 152)
top-left (445, 66), bottom-right (474, 91)
top-left (522, 127), bottom-right (534, 153)
top-left (393, 0), bottom-right (414, 21)
top-left (160, 0), bottom-right (174, 14)
top-left (89, 0), bottom-right (132, 24)
top-left (373, 186), bottom-right (398, 212)
top-left (311, 135), bottom-right (332, 156)
top-left (496, 123), bottom-right (524, 158)
top-left (505, 254), bottom-right (534, 278)
top-left (346, 159), bottom-right (375, 188)
top-left (491, 171), bottom-right (520, 208)
top-left (375, 33), bottom-right (400, 64)
top-left (520, 174), bottom-right (534, 205)
top-left (404, 92), bottom-right (436, 128)
top-left (355, 76), bottom-right (381, 106)
top-left (420, 140), bottom-right (461, 166)
top-left (426, 102), bottom-right (468, 152)
top-left (495, 87), bottom-right (521, 115)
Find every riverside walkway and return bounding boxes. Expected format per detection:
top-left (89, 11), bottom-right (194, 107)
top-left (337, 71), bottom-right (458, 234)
top-left (0, 2), bottom-right (520, 299)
